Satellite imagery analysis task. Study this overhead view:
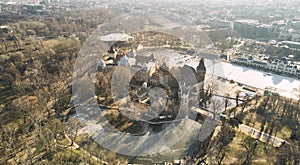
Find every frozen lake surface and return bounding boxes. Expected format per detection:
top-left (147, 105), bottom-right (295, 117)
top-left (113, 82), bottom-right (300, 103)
top-left (140, 49), bottom-right (300, 99)
top-left (203, 60), bottom-right (300, 99)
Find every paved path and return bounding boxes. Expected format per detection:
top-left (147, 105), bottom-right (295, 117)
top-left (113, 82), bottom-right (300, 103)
top-left (237, 124), bottom-right (285, 147)
top-left (221, 97), bottom-right (286, 147)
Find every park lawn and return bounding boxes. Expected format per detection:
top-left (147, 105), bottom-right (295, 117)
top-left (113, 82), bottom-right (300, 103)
top-left (241, 110), bottom-right (292, 140)
top-left (224, 132), bottom-right (276, 164)
top-left (224, 132), bottom-right (245, 160)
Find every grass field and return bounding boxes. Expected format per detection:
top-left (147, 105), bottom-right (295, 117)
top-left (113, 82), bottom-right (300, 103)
top-left (223, 132), bottom-right (276, 164)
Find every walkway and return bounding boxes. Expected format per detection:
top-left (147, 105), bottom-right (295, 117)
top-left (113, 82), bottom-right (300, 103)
top-left (237, 124), bottom-right (285, 147)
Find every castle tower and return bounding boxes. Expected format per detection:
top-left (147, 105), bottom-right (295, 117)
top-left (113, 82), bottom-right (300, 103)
top-left (195, 58), bottom-right (206, 83)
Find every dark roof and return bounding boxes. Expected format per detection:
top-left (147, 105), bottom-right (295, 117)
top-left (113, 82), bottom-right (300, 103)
top-left (197, 58), bottom-right (206, 71)
top-left (220, 54), bottom-right (227, 59)
top-left (253, 61), bottom-right (267, 65)
top-left (236, 57), bottom-right (247, 61)
top-left (140, 95), bottom-right (149, 101)
top-left (137, 88), bottom-right (148, 97)
top-left (159, 66), bottom-right (169, 74)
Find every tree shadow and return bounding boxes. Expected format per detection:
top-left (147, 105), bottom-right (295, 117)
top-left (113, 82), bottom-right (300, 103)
top-left (271, 76), bottom-right (284, 85)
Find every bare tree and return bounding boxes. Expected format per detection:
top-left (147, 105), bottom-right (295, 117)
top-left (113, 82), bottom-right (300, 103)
top-left (12, 95), bottom-right (38, 124)
top-left (240, 137), bottom-right (258, 165)
top-left (2, 126), bottom-right (19, 164)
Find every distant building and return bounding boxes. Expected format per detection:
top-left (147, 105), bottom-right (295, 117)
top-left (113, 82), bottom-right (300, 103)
top-left (231, 56), bottom-right (300, 77)
top-left (277, 41), bottom-right (300, 50)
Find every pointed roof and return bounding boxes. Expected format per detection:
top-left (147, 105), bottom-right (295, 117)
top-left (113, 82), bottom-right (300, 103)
top-left (196, 58), bottom-right (206, 72)
top-left (118, 54), bottom-right (130, 66)
top-left (98, 59), bottom-right (106, 67)
top-left (142, 62), bottom-right (148, 70)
